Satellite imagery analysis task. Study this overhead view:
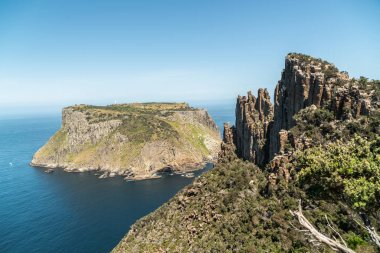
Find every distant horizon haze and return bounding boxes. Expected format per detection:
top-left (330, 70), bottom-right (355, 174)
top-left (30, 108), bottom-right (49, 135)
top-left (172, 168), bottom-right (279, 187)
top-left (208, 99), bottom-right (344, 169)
top-left (0, 97), bottom-right (236, 117)
top-left (1, 0), bottom-right (379, 112)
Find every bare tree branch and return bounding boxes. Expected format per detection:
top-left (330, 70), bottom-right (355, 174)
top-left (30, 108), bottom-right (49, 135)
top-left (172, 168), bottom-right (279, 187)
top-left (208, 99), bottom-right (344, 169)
top-left (325, 214), bottom-right (347, 247)
top-left (290, 200), bottom-right (356, 253)
top-left (366, 226), bottom-right (380, 249)
top-left (353, 215), bottom-right (380, 249)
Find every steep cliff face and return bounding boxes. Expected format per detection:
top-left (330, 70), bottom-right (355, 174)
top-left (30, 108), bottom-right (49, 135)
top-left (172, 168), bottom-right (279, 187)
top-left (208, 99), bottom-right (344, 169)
top-left (225, 53), bottom-right (378, 164)
top-left (31, 103), bottom-right (221, 179)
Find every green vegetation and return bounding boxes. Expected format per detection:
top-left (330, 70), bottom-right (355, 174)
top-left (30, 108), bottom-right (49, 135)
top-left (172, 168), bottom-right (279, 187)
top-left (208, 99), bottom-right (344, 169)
top-left (287, 53), bottom-right (334, 66)
top-left (294, 107), bottom-right (334, 127)
top-left (288, 53), bottom-right (341, 81)
top-left (353, 76), bottom-right (380, 101)
top-left (169, 121), bottom-right (210, 156)
top-left (289, 107), bottom-right (338, 149)
top-left (113, 159), bottom-right (379, 252)
top-left (118, 115), bottom-right (179, 142)
top-left (346, 112), bottom-right (380, 139)
top-left (290, 107), bottom-right (380, 152)
top-left (291, 106), bottom-right (380, 213)
top-left (295, 136), bottom-right (380, 211)
top-left (35, 129), bottom-right (68, 158)
top-left (71, 103), bottom-right (196, 125)
top-left (346, 232), bottom-right (366, 250)
top-left (72, 102), bottom-right (191, 115)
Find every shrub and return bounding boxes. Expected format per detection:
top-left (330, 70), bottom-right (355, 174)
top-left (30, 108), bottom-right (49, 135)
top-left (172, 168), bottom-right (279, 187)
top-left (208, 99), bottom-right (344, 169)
top-left (346, 232), bottom-right (366, 250)
top-left (295, 135), bottom-right (380, 212)
top-left (294, 107), bottom-right (335, 127)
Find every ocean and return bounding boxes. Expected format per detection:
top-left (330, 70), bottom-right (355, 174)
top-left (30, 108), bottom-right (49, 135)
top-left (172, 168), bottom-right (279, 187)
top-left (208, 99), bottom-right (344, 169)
top-left (0, 103), bottom-right (234, 253)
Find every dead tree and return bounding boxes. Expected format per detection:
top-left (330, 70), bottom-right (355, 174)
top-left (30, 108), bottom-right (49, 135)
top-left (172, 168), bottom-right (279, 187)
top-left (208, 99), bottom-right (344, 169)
top-left (354, 213), bottom-right (380, 249)
top-left (290, 200), bottom-right (356, 253)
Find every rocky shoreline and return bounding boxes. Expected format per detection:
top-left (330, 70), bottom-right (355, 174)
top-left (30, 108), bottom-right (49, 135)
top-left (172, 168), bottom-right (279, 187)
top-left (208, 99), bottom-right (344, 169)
top-left (30, 156), bottom-right (216, 181)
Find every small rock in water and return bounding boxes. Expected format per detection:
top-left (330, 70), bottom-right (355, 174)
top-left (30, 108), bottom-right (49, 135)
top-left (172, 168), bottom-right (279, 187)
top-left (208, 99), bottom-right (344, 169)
top-left (98, 173), bottom-right (108, 179)
top-left (184, 173), bottom-right (195, 178)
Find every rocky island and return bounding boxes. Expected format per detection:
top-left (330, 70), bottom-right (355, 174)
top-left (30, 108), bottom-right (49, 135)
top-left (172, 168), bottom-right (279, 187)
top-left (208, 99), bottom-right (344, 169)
top-left (113, 54), bottom-right (380, 252)
top-left (31, 103), bottom-right (221, 180)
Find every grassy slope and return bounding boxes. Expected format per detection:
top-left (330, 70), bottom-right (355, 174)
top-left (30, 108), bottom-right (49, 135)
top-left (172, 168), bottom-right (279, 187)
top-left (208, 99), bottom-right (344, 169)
top-left (33, 103), bottom-right (217, 169)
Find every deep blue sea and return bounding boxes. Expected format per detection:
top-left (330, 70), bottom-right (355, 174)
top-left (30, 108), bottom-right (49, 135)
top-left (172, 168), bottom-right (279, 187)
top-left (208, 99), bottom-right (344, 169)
top-left (0, 103), bottom-right (234, 253)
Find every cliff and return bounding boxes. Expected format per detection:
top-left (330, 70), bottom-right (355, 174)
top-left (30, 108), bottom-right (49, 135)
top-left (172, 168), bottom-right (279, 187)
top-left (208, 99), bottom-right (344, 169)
top-left (223, 53), bottom-right (379, 165)
top-left (31, 103), bottom-right (221, 179)
top-left (112, 54), bottom-right (380, 252)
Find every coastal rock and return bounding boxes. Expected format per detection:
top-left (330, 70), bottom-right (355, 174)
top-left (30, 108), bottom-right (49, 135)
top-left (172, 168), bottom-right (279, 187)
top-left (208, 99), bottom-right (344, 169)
top-left (224, 53), bottom-right (378, 165)
top-left (31, 103), bottom-right (221, 179)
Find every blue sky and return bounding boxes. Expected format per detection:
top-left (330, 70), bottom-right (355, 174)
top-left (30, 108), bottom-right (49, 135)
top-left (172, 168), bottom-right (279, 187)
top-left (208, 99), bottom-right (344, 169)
top-left (0, 0), bottom-right (379, 113)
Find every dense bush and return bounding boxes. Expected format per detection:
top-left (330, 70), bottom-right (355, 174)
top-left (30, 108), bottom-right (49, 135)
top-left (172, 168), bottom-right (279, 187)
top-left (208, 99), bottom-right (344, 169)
top-left (291, 106), bottom-right (380, 149)
top-left (351, 76), bottom-right (380, 101)
top-left (290, 107), bottom-right (338, 145)
top-left (346, 232), bottom-right (366, 250)
top-left (346, 112), bottom-right (380, 139)
top-left (293, 107), bottom-right (335, 127)
top-left (295, 135), bottom-right (380, 212)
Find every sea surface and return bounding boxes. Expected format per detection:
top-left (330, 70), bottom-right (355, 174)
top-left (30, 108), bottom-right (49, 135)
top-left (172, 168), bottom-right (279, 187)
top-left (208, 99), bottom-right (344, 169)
top-left (0, 103), bottom-right (234, 253)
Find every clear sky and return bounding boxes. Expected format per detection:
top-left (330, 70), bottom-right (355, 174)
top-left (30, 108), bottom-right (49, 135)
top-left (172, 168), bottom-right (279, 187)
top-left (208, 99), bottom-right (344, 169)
top-left (1, 0), bottom-right (379, 114)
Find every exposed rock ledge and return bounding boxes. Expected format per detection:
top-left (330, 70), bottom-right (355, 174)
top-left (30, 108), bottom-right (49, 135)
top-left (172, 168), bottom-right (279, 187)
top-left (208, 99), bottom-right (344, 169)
top-left (31, 103), bottom-right (221, 180)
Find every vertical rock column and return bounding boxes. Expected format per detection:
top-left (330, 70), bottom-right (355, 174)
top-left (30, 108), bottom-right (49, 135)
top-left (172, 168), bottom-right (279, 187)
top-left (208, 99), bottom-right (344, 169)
top-left (218, 123), bottom-right (237, 162)
top-left (234, 89), bottom-right (273, 166)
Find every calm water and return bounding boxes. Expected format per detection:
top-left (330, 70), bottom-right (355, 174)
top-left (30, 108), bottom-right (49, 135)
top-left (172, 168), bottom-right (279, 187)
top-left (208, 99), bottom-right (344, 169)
top-left (0, 104), bottom-right (234, 253)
